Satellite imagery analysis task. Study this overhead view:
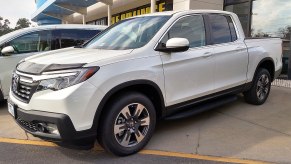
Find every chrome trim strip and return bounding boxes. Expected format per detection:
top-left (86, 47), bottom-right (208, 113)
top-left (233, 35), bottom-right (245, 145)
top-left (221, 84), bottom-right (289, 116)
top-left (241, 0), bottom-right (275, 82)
top-left (16, 70), bottom-right (78, 82)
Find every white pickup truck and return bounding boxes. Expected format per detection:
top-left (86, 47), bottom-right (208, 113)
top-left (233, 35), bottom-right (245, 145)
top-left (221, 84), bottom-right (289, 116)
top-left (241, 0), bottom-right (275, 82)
top-left (8, 10), bottom-right (282, 156)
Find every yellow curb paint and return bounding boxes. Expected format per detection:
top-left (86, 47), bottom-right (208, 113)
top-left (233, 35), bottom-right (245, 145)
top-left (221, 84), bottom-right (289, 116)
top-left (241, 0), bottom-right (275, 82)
top-left (0, 137), bottom-right (271, 164)
top-left (0, 137), bottom-right (57, 147)
top-left (139, 150), bottom-right (271, 164)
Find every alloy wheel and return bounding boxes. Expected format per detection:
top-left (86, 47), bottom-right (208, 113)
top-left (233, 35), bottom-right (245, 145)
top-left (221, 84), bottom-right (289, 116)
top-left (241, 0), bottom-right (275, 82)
top-left (256, 74), bottom-right (270, 101)
top-left (114, 103), bottom-right (150, 147)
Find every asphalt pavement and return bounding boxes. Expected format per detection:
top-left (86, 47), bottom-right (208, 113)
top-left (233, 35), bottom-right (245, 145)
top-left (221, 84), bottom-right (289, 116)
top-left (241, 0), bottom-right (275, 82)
top-left (0, 142), bottom-right (226, 164)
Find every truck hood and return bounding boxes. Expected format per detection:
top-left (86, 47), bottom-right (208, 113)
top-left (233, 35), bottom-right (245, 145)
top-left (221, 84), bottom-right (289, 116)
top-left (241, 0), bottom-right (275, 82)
top-left (17, 47), bottom-right (133, 74)
top-left (25, 47), bottom-right (133, 65)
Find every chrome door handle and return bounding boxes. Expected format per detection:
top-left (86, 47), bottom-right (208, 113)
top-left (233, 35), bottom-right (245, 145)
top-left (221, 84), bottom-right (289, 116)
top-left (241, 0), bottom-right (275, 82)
top-left (203, 52), bottom-right (212, 58)
top-left (236, 47), bottom-right (245, 51)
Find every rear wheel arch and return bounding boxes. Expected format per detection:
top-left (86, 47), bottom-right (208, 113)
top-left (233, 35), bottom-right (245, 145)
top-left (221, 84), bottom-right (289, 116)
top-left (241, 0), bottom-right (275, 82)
top-left (253, 58), bottom-right (275, 82)
top-left (92, 80), bottom-right (165, 134)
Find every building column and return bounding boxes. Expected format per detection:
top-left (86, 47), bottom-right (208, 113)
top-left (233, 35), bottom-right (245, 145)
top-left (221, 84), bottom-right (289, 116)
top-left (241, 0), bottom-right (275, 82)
top-left (82, 14), bottom-right (86, 24)
top-left (108, 5), bottom-right (112, 26)
top-left (151, 0), bottom-right (156, 13)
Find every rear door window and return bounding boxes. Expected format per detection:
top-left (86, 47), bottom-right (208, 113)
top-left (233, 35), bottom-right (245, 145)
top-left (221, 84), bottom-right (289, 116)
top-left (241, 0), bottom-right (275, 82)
top-left (208, 14), bottom-right (237, 44)
top-left (52, 29), bottom-right (100, 49)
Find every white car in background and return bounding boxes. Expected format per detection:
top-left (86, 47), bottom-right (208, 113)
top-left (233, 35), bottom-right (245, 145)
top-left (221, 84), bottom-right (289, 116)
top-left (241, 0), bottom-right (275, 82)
top-left (0, 24), bottom-right (106, 100)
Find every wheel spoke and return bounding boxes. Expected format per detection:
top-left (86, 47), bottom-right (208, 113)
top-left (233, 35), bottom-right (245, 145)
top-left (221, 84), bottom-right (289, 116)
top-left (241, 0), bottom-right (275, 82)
top-left (121, 106), bottom-right (132, 119)
top-left (135, 130), bottom-right (145, 143)
top-left (121, 131), bottom-right (131, 146)
top-left (264, 88), bottom-right (269, 94)
top-left (257, 81), bottom-right (263, 87)
top-left (140, 116), bottom-right (150, 126)
top-left (114, 124), bottom-right (126, 135)
top-left (134, 104), bottom-right (144, 118)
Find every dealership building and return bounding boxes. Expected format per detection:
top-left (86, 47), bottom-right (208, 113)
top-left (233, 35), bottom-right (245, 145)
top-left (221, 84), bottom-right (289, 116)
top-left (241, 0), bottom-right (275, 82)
top-left (33, 0), bottom-right (291, 79)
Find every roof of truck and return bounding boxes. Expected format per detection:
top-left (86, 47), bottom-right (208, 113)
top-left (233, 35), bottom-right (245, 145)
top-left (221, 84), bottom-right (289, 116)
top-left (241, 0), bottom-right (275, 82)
top-left (136, 10), bottom-right (234, 17)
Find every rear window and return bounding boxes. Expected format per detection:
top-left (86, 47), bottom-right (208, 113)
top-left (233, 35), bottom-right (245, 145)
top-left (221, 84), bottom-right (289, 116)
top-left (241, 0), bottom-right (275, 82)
top-left (208, 15), bottom-right (237, 44)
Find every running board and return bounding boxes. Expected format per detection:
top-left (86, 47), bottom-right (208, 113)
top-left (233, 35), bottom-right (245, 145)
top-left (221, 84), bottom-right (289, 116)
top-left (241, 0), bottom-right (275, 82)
top-left (164, 95), bottom-right (237, 120)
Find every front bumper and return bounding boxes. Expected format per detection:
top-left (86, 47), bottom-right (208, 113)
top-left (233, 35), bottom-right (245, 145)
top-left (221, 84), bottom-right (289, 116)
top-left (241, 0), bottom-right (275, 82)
top-left (9, 78), bottom-right (105, 149)
top-left (10, 103), bottom-right (97, 148)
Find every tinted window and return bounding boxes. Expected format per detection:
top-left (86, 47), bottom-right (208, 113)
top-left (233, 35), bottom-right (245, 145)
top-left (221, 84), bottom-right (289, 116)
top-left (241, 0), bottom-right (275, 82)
top-left (6, 31), bottom-right (51, 54)
top-left (226, 16), bottom-right (238, 41)
top-left (209, 15), bottom-right (232, 44)
top-left (52, 29), bottom-right (100, 49)
top-left (161, 15), bottom-right (206, 48)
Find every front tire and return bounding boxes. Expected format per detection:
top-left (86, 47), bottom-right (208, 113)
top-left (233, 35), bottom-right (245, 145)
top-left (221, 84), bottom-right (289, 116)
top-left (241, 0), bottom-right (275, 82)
top-left (244, 68), bottom-right (271, 105)
top-left (98, 92), bottom-right (156, 156)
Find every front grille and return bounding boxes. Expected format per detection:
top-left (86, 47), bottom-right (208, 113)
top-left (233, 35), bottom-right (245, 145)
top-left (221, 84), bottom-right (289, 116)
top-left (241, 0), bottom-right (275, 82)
top-left (17, 117), bottom-right (38, 132)
top-left (12, 73), bottom-right (38, 103)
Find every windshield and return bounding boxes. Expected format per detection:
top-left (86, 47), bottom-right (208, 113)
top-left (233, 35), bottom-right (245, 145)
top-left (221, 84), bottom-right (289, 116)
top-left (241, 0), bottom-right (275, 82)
top-left (85, 16), bottom-right (170, 50)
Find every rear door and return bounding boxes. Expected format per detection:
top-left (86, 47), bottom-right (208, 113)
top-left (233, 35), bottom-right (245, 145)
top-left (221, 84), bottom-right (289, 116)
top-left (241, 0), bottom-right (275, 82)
top-left (160, 14), bottom-right (215, 106)
top-left (0, 30), bottom-right (51, 97)
top-left (206, 14), bottom-right (248, 92)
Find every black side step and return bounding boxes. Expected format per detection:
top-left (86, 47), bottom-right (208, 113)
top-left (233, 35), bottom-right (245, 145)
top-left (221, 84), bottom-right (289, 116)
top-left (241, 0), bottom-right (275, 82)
top-left (164, 95), bottom-right (237, 120)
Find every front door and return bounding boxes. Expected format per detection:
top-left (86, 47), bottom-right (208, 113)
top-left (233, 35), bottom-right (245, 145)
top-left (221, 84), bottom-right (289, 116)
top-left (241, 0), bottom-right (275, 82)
top-left (160, 15), bottom-right (215, 106)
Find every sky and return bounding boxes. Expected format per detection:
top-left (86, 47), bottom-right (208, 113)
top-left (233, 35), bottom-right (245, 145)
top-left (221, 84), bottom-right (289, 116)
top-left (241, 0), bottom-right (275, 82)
top-left (0, 0), bottom-right (37, 28)
top-left (252, 0), bottom-right (291, 37)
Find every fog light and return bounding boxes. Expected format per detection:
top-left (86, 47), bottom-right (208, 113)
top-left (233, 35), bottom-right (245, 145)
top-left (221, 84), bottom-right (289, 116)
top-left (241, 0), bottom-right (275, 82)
top-left (46, 123), bottom-right (60, 135)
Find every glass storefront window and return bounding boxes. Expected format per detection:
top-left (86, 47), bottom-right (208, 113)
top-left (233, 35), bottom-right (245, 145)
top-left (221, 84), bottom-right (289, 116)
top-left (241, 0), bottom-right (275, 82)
top-left (252, 0), bottom-right (291, 79)
top-left (225, 0), bottom-right (291, 79)
top-left (224, 1), bottom-right (251, 37)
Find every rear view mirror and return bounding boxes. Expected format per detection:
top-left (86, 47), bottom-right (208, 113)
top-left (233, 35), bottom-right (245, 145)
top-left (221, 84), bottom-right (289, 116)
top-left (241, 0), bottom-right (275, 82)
top-left (1, 46), bottom-right (15, 56)
top-left (155, 38), bottom-right (190, 52)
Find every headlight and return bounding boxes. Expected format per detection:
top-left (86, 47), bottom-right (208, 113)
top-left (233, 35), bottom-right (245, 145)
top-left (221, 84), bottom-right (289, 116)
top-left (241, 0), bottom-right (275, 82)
top-left (36, 67), bottom-right (99, 92)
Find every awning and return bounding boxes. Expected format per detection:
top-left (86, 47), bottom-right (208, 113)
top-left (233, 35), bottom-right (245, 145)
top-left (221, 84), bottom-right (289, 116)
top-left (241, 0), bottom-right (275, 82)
top-left (32, 0), bottom-right (112, 23)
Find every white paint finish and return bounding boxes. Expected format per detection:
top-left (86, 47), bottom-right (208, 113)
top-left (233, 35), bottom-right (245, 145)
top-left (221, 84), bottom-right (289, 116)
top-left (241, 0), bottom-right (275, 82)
top-left (212, 41), bottom-right (249, 92)
top-left (9, 10), bottom-right (282, 133)
top-left (245, 38), bottom-right (283, 82)
top-left (166, 38), bottom-right (189, 48)
top-left (161, 47), bottom-right (215, 106)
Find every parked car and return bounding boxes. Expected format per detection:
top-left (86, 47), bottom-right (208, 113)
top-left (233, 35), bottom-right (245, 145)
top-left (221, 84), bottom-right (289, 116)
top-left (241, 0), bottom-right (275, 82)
top-left (8, 10), bottom-right (282, 156)
top-left (0, 24), bottom-right (106, 101)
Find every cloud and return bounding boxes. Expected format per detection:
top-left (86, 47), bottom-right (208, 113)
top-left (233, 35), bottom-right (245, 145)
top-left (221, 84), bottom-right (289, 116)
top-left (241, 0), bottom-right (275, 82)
top-left (0, 0), bottom-right (36, 28)
top-left (252, 0), bottom-right (291, 36)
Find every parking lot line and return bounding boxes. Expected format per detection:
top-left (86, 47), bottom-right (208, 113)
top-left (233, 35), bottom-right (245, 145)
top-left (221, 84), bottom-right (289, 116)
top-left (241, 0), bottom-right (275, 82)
top-left (0, 137), bottom-right (270, 164)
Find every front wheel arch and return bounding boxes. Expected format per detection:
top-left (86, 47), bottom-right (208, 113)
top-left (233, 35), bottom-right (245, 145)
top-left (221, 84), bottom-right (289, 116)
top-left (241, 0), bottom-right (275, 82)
top-left (92, 80), bottom-right (165, 137)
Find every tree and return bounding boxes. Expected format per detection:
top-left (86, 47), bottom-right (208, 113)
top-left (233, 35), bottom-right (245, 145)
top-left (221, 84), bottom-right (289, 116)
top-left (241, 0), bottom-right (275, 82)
top-left (15, 18), bottom-right (31, 30)
top-left (0, 16), bottom-right (12, 36)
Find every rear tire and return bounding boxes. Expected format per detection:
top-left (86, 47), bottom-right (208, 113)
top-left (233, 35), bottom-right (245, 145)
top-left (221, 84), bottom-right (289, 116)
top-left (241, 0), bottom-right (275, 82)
top-left (98, 92), bottom-right (156, 156)
top-left (244, 68), bottom-right (271, 105)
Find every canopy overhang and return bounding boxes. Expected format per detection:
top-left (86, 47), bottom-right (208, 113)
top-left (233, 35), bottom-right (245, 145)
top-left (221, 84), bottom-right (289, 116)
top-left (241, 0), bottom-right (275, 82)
top-left (32, 0), bottom-right (113, 24)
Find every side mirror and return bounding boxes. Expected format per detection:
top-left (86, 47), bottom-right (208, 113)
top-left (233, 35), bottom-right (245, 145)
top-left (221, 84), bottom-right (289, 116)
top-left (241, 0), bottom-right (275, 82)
top-left (1, 46), bottom-right (15, 56)
top-left (155, 38), bottom-right (190, 52)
